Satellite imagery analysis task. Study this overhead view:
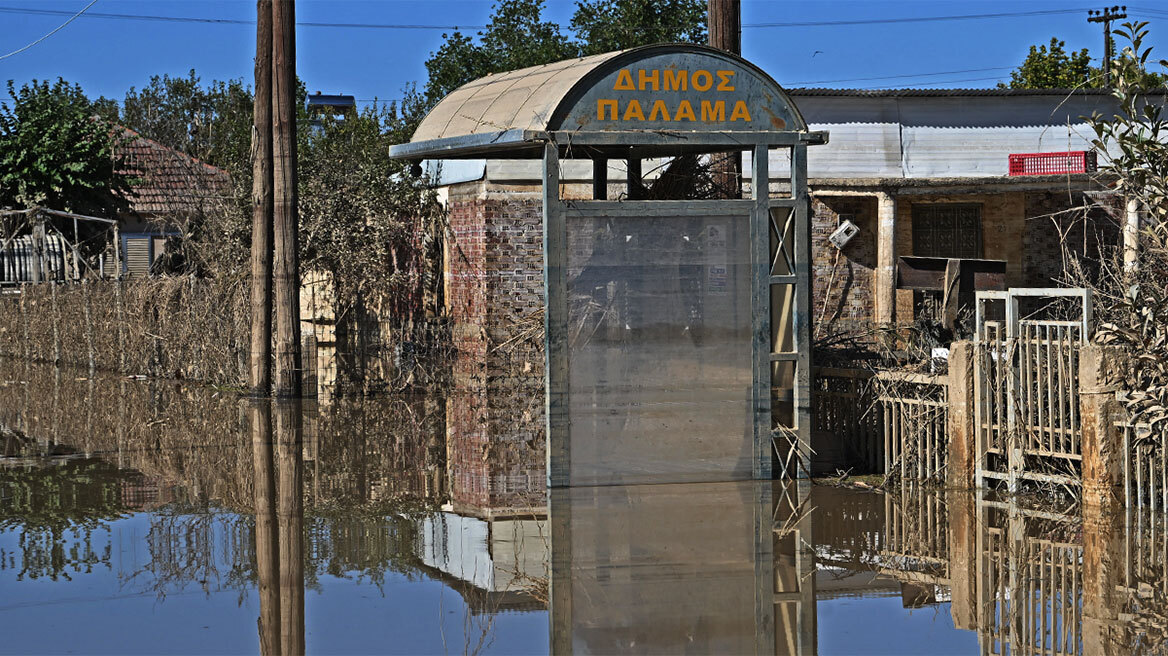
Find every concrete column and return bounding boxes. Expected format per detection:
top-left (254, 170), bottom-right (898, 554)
top-left (946, 490), bottom-right (977, 631)
top-left (946, 341), bottom-right (976, 490)
top-left (1081, 500), bottom-right (1124, 655)
top-left (875, 192), bottom-right (897, 325)
top-left (1080, 345), bottom-right (1129, 505)
top-left (1124, 196), bottom-right (1140, 271)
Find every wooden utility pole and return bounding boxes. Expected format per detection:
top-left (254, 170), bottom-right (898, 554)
top-left (708, 0), bottom-right (742, 197)
top-left (249, 0), bottom-right (274, 397)
top-left (1088, 6), bottom-right (1127, 87)
top-left (272, 0), bottom-right (302, 398)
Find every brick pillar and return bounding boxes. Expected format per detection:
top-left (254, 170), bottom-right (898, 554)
top-left (874, 191), bottom-right (897, 325)
top-left (947, 341), bottom-right (976, 489)
top-left (1080, 345), bottom-right (1129, 506)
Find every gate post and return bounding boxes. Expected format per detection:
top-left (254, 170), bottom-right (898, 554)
top-left (1080, 345), bottom-right (1128, 507)
top-left (947, 340), bottom-right (976, 489)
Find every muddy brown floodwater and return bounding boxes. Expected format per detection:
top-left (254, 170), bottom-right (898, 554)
top-left (1, 357), bottom-right (1165, 654)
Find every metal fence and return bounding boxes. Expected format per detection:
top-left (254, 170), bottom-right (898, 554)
top-left (881, 486), bottom-right (949, 585)
top-left (878, 371), bottom-right (948, 483)
top-left (813, 367), bottom-right (882, 473)
top-left (1121, 422), bottom-right (1168, 510)
top-left (974, 288), bottom-right (1091, 491)
top-left (977, 498), bottom-right (1083, 656)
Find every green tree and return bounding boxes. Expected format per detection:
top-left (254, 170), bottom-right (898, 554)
top-left (1004, 37), bottom-right (1096, 89)
top-left (424, 0), bottom-right (576, 103)
top-left (423, 0), bottom-right (708, 105)
top-left (0, 79), bottom-right (131, 217)
top-left (120, 70), bottom-right (254, 175)
top-left (572, 0), bottom-right (706, 55)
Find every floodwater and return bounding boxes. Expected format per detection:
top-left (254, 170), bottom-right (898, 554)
top-left (0, 358), bottom-right (1163, 654)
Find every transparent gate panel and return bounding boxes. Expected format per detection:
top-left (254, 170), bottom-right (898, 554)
top-left (565, 214), bottom-right (753, 485)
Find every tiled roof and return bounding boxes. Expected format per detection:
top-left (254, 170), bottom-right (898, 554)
top-left (117, 127), bottom-right (233, 216)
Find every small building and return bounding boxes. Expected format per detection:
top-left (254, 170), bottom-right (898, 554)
top-left (789, 87), bottom-right (1121, 337)
top-left (0, 130), bottom-right (232, 284)
top-left (111, 128), bottom-right (233, 277)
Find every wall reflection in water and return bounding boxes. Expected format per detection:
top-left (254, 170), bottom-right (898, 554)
top-left (8, 358), bottom-right (1168, 653)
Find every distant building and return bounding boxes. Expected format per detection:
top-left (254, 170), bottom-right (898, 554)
top-left (110, 127), bottom-right (233, 277)
top-left (307, 93), bottom-right (357, 133)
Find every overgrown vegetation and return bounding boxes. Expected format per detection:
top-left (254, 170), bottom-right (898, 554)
top-left (1082, 22), bottom-right (1168, 441)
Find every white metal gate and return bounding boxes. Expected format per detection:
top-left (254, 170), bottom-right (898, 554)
top-left (974, 288), bottom-right (1092, 491)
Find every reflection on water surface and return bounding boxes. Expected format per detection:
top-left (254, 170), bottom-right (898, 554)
top-left (1, 359), bottom-right (1165, 654)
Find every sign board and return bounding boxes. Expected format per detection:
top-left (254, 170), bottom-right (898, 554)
top-left (553, 51), bottom-right (801, 133)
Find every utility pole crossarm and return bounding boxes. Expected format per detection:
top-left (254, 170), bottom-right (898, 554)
top-left (1088, 5), bottom-right (1127, 87)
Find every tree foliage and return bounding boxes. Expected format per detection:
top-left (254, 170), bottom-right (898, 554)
top-left (572, 0), bottom-right (706, 55)
top-left (423, 0), bottom-right (707, 104)
top-left (121, 70), bottom-right (254, 175)
top-left (0, 79), bottom-right (130, 217)
top-left (1004, 37), bottom-right (1095, 89)
top-left (1004, 35), bottom-right (1168, 89)
top-left (298, 94), bottom-right (444, 319)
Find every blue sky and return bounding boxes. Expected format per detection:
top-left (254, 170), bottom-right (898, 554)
top-left (1, 0), bottom-right (1167, 107)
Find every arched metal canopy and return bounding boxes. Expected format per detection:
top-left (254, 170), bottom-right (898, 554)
top-left (389, 44), bottom-right (825, 160)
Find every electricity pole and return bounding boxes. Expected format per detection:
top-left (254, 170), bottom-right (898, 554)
top-left (272, 0), bottom-right (302, 398)
top-left (252, 0), bottom-right (301, 398)
top-left (708, 0), bottom-right (741, 197)
top-left (249, 0), bottom-right (274, 397)
top-left (1088, 6), bottom-right (1127, 87)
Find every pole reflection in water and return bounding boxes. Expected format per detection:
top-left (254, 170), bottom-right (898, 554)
top-left (549, 481), bottom-right (816, 655)
top-left (252, 400), bottom-right (306, 656)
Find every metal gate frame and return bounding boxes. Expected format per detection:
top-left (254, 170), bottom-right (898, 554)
top-left (974, 288), bottom-right (1093, 492)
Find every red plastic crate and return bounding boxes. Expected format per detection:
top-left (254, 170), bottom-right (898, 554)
top-left (1008, 151), bottom-right (1097, 176)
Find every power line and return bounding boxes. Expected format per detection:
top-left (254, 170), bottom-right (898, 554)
top-left (747, 8), bottom-right (1093, 28)
top-left (0, 5), bottom-right (484, 30)
top-left (855, 76), bottom-right (1009, 90)
top-left (0, 5), bottom-right (1101, 31)
top-left (783, 66), bottom-right (1016, 86)
top-left (0, 0), bottom-right (99, 61)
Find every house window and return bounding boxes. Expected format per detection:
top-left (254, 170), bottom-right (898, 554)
top-left (912, 204), bottom-right (982, 259)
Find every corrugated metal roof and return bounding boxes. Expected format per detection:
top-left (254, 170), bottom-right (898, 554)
top-left (412, 51), bottom-right (623, 142)
top-left (787, 87), bottom-right (1125, 97)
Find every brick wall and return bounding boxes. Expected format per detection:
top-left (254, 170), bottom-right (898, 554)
top-left (811, 195), bottom-right (878, 337)
top-left (1022, 190), bottom-right (1120, 288)
top-left (444, 184), bottom-right (547, 512)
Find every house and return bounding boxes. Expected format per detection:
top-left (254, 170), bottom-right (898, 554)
top-left (108, 128), bottom-right (233, 277)
top-left (788, 87), bottom-right (1124, 338)
top-left (0, 129), bottom-right (232, 284)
